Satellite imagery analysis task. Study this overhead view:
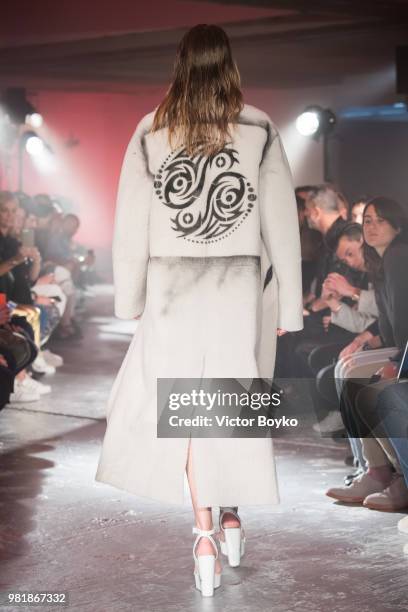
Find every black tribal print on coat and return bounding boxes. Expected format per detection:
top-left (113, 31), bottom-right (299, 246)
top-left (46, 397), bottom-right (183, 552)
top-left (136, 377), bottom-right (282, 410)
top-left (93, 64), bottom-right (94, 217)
top-left (153, 146), bottom-right (257, 243)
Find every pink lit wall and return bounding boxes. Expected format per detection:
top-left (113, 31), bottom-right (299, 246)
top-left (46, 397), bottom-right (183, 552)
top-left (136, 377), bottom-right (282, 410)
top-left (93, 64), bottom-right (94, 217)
top-left (8, 89), bottom-right (166, 254)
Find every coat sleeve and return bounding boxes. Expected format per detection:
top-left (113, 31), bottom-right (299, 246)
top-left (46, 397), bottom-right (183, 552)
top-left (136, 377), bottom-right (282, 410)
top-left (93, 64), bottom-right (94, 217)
top-left (258, 121), bottom-right (303, 331)
top-left (112, 115), bottom-right (153, 319)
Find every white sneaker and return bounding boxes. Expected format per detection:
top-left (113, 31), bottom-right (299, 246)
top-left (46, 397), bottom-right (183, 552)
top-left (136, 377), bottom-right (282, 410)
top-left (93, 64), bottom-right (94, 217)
top-left (9, 378), bottom-right (40, 403)
top-left (24, 375), bottom-right (52, 395)
top-left (42, 349), bottom-right (63, 368)
top-left (31, 351), bottom-right (56, 375)
top-left (398, 515), bottom-right (408, 534)
top-left (313, 411), bottom-right (345, 434)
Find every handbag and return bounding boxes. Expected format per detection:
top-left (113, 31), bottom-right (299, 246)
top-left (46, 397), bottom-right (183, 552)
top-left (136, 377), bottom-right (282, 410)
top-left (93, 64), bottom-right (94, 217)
top-left (0, 327), bottom-right (32, 371)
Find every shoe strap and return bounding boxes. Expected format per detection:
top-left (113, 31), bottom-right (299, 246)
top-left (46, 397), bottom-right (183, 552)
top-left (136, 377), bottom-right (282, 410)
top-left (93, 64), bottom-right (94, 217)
top-left (192, 527), bottom-right (216, 536)
top-left (192, 527), bottom-right (219, 562)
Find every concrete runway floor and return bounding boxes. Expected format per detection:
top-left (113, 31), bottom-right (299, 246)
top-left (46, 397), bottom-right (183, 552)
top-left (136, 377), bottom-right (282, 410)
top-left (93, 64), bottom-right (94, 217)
top-left (1, 285), bottom-right (407, 611)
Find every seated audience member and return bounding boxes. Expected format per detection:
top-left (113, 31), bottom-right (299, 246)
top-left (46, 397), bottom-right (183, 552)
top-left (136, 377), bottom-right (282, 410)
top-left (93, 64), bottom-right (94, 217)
top-left (32, 200), bottom-right (78, 339)
top-left (275, 184), bottom-right (366, 379)
top-left (8, 199), bottom-right (65, 370)
top-left (295, 187), bottom-right (324, 296)
top-left (326, 197), bottom-right (408, 511)
top-left (312, 222), bottom-right (380, 434)
top-left (37, 209), bottom-right (95, 338)
top-left (324, 222), bottom-right (378, 334)
top-left (0, 191), bottom-right (53, 398)
top-left (0, 192), bottom-right (41, 344)
top-left (351, 197), bottom-right (369, 225)
top-left (12, 192), bottom-right (38, 236)
top-left (312, 222), bottom-right (380, 475)
top-left (0, 191), bottom-right (42, 305)
top-left (33, 194), bottom-right (61, 263)
top-left (304, 184), bottom-right (365, 305)
top-left (45, 214), bottom-right (91, 276)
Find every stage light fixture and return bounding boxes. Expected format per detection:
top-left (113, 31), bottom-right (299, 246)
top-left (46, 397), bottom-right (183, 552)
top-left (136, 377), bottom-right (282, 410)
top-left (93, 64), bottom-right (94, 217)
top-left (25, 134), bottom-right (45, 156)
top-left (21, 130), bottom-right (52, 156)
top-left (26, 112), bottom-right (43, 128)
top-left (295, 106), bottom-right (337, 182)
top-left (296, 110), bottom-right (320, 136)
top-left (296, 106), bottom-right (336, 140)
top-left (18, 130), bottom-right (54, 189)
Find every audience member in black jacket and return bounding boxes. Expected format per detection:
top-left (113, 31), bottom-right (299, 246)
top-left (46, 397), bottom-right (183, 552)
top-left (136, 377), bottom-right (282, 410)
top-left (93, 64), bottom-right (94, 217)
top-left (0, 191), bottom-right (42, 305)
top-left (372, 236), bottom-right (408, 358)
top-left (340, 197), bottom-right (408, 432)
top-left (275, 184), bottom-right (366, 379)
top-left (328, 198), bottom-right (408, 511)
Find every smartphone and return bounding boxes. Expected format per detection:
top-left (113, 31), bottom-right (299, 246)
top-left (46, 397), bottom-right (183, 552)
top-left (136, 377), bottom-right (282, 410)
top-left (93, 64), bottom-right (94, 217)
top-left (397, 341), bottom-right (408, 381)
top-left (21, 228), bottom-right (35, 248)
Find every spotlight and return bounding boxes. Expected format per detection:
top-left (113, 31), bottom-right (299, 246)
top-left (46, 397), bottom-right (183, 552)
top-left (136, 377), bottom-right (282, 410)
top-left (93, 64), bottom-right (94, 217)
top-left (295, 105), bottom-right (337, 182)
top-left (296, 110), bottom-right (320, 136)
top-left (26, 112), bottom-right (43, 128)
top-left (18, 130), bottom-right (54, 189)
top-left (296, 105), bottom-right (336, 140)
top-left (25, 134), bottom-right (45, 156)
top-left (21, 130), bottom-right (52, 156)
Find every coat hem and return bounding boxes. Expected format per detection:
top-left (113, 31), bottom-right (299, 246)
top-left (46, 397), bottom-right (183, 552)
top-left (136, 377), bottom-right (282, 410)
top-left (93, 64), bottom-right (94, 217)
top-left (95, 471), bottom-right (280, 507)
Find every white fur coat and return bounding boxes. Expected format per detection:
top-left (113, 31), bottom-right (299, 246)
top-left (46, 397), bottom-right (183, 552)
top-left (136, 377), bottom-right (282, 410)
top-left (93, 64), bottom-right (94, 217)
top-left (95, 103), bottom-right (303, 506)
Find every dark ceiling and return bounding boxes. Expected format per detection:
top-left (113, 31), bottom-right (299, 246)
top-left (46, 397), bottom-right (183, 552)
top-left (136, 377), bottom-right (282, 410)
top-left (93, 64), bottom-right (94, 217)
top-left (1, 0), bottom-right (407, 92)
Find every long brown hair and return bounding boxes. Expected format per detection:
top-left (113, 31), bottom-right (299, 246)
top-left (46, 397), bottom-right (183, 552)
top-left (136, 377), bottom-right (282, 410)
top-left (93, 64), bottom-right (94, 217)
top-left (151, 24), bottom-right (244, 157)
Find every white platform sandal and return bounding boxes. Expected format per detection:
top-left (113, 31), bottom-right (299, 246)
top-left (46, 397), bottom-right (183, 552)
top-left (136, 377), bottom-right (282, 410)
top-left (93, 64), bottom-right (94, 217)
top-left (218, 506), bottom-right (246, 567)
top-left (192, 527), bottom-right (222, 597)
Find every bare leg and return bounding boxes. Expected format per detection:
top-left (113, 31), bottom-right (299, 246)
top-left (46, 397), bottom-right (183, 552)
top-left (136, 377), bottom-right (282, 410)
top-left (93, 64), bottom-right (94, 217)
top-left (186, 439), bottom-right (221, 574)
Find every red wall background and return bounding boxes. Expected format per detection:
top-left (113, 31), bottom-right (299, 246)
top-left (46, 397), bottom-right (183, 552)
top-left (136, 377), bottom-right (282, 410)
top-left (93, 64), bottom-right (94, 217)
top-left (8, 89), bottom-right (166, 252)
